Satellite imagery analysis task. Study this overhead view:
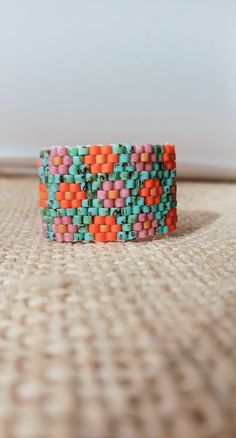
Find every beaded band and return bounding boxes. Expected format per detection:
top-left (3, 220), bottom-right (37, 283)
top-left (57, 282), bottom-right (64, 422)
top-left (38, 144), bottom-right (177, 242)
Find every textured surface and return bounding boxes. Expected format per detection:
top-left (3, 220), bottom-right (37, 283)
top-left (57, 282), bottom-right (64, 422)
top-left (0, 177), bottom-right (236, 438)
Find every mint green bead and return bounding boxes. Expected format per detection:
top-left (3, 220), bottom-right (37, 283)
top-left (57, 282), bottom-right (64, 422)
top-left (87, 190), bottom-right (96, 200)
top-left (77, 146), bottom-right (88, 155)
top-left (48, 192), bottom-right (55, 201)
top-left (124, 144), bottom-right (133, 153)
top-left (49, 209), bottom-right (57, 217)
top-left (110, 208), bottom-right (121, 217)
top-left (69, 165), bottom-right (79, 175)
top-left (112, 144), bottom-right (124, 154)
top-left (131, 171), bottom-right (139, 180)
top-left (84, 233), bottom-right (94, 241)
top-left (73, 216), bottom-right (83, 225)
top-left (125, 180), bottom-right (135, 189)
top-left (171, 200), bottom-right (177, 208)
top-left (158, 218), bottom-right (165, 226)
top-left (38, 166), bottom-right (44, 176)
top-left (68, 147), bottom-right (78, 156)
top-left (163, 186), bottom-right (171, 194)
top-left (48, 183), bottom-right (59, 193)
top-left (157, 171), bottom-right (163, 178)
top-left (108, 172), bottom-right (119, 181)
top-left (83, 216), bottom-right (92, 224)
top-left (82, 199), bottom-right (92, 208)
top-left (97, 173), bottom-right (107, 182)
top-left (128, 231), bottom-right (137, 240)
top-left (74, 174), bottom-right (86, 183)
top-left (73, 156), bottom-right (83, 165)
top-left (64, 175), bottom-right (75, 183)
top-left (155, 212), bottom-right (162, 220)
top-left (85, 173), bottom-right (95, 183)
top-left (98, 208), bottom-right (109, 216)
top-left (74, 233), bottom-right (84, 241)
top-left (170, 169), bottom-right (176, 177)
top-left (127, 215), bottom-right (137, 224)
top-left (66, 208), bottom-right (77, 216)
top-left (92, 181), bottom-right (101, 190)
top-left (77, 207), bottom-right (88, 216)
top-left (117, 231), bottom-right (127, 241)
top-left (142, 205), bottom-right (150, 213)
top-left (132, 205), bottom-right (141, 214)
top-left (53, 175), bottom-right (61, 183)
top-left (123, 206), bottom-right (132, 216)
top-left (117, 215), bottom-right (127, 225)
top-left (162, 225), bottom-right (169, 234)
top-left (157, 203), bottom-right (164, 211)
top-left (119, 154), bottom-right (129, 163)
top-left (140, 171), bottom-right (150, 180)
top-left (88, 207), bottom-right (98, 216)
top-left (137, 197), bottom-right (144, 206)
top-left (131, 188), bottom-right (139, 196)
top-left (125, 164), bottom-right (135, 171)
top-left (122, 223), bottom-right (131, 232)
top-left (92, 199), bottom-right (103, 208)
top-left (57, 208), bottom-right (66, 217)
top-left (161, 194), bottom-right (168, 202)
top-left (151, 205), bottom-right (158, 212)
top-left (79, 225), bottom-right (88, 233)
top-left (52, 200), bottom-right (60, 209)
top-left (47, 231), bottom-right (55, 241)
top-left (120, 172), bottom-right (129, 180)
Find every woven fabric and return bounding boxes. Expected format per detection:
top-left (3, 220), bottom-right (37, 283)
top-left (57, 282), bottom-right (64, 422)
top-left (0, 177), bottom-right (236, 438)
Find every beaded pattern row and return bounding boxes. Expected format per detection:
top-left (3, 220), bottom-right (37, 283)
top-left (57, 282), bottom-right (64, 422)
top-left (38, 144), bottom-right (177, 242)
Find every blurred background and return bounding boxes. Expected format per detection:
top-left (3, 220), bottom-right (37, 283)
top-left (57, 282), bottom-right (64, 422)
top-left (0, 0), bottom-right (235, 179)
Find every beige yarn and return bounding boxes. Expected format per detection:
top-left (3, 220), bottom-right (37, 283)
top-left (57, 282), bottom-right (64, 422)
top-left (0, 177), bottom-right (236, 438)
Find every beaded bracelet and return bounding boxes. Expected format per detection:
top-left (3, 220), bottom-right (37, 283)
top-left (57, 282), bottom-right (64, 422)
top-left (38, 144), bottom-right (177, 242)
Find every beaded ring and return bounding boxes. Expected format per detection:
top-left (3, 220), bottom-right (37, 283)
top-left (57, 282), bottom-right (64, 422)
top-left (38, 144), bottom-right (177, 242)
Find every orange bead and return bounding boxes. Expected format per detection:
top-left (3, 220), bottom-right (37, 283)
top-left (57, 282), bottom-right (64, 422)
top-left (95, 232), bottom-right (106, 242)
top-left (146, 196), bottom-right (155, 205)
top-left (91, 164), bottom-right (102, 174)
top-left (101, 163), bottom-right (113, 173)
top-left (110, 224), bottom-right (121, 233)
top-left (70, 183), bottom-right (80, 192)
top-left (169, 223), bottom-right (177, 232)
top-left (108, 190), bottom-right (119, 199)
top-left (107, 154), bottom-right (119, 164)
top-left (154, 196), bottom-right (161, 204)
top-left (89, 145), bottom-right (101, 155)
top-left (58, 224), bottom-right (67, 233)
top-left (165, 217), bottom-right (173, 226)
top-left (94, 216), bottom-right (105, 225)
top-left (150, 187), bottom-right (158, 196)
top-left (60, 183), bottom-right (69, 192)
top-left (100, 224), bottom-right (110, 233)
top-left (154, 180), bottom-right (160, 187)
top-left (39, 183), bottom-right (47, 192)
top-left (56, 192), bottom-right (65, 201)
top-left (144, 179), bottom-right (154, 188)
top-left (140, 188), bottom-right (149, 197)
top-left (40, 191), bottom-right (48, 200)
top-left (76, 191), bottom-right (86, 200)
top-left (60, 200), bottom-right (72, 208)
top-left (143, 220), bottom-right (151, 229)
top-left (39, 199), bottom-right (47, 208)
top-left (106, 232), bottom-right (117, 241)
top-left (100, 145), bottom-right (112, 155)
top-left (53, 156), bottom-right (63, 166)
top-left (88, 224), bottom-right (100, 233)
top-left (64, 191), bottom-right (75, 200)
top-left (71, 199), bottom-right (82, 208)
top-left (162, 153), bottom-right (169, 162)
top-left (96, 154), bottom-right (106, 164)
top-left (140, 153), bottom-right (150, 162)
top-left (84, 155), bottom-right (96, 165)
top-left (104, 216), bottom-right (116, 225)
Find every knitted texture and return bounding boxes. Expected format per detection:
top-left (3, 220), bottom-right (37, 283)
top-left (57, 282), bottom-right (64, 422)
top-left (0, 177), bottom-right (236, 438)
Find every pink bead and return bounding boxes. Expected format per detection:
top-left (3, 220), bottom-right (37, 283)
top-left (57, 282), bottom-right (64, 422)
top-left (136, 163), bottom-right (144, 171)
top-left (134, 144), bottom-right (144, 154)
top-left (58, 165), bottom-right (68, 174)
top-left (52, 224), bottom-right (58, 233)
top-left (132, 222), bottom-right (142, 231)
top-left (130, 153), bottom-right (139, 163)
top-left (48, 158), bottom-right (53, 166)
top-left (148, 228), bottom-right (155, 236)
top-left (147, 212), bottom-right (154, 221)
top-left (50, 166), bottom-right (58, 174)
top-left (68, 224), bottom-right (78, 233)
top-left (62, 216), bottom-right (72, 224)
top-left (145, 163), bottom-right (153, 171)
top-left (58, 147), bottom-right (68, 156)
top-left (55, 233), bottom-right (64, 242)
top-left (138, 213), bottom-right (146, 222)
top-left (120, 189), bottom-right (130, 198)
top-left (54, 217), bottom-right (62, 225)
top-left (143, 144), bottom-right (153, 153)
top-left (138, 229), bottom-right (148, 239)
top-left (103, 181), bottom-right (114, 191)
top-left (63, 155), bottom-right (72, 165)
top-left (50, 147), bottom-right (58, 157)
top-left (64, 233), bottom-right (74, 242)
top-left (152, 219), bottom-right (158, 228)
top-left (114, 180), bottom-right (124, 189)
top-left (115, 198), bottom-right (125, 208)
top-left (97, 190), bottom-right (107, 200)
top-left (104, 199), bottom-right (114, 208)
top-left (151, 153), bottom-right (157, 162)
